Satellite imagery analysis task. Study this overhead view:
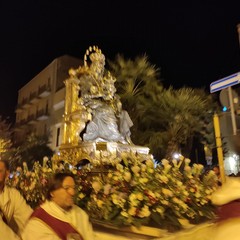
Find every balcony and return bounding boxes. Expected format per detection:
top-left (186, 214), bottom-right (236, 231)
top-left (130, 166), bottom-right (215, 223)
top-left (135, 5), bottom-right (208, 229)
top-left (14, 119), bottom-right (28, 131)
top-left (38, 84), bottom-right (51, 98)
top-left (14, 126), bottom-right (23, 132)
top-left (36, 109), bottom-right (49, 121)
top-left (21, 97), bottom-right (31, 109)
top-left (15, 104), bottom-right (23, 113)
top-left (53, 100), bottom-right (65, 111)
top-left (27, 114), bottom-right (37, 125)
top-left (29, 91), bottom-right (39, 103)
top-left (53, 88), bottom-right (65, 110)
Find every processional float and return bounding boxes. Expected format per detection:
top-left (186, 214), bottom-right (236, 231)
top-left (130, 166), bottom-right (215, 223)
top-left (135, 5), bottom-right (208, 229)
top-left (52, 46), bottom-right (151, 168)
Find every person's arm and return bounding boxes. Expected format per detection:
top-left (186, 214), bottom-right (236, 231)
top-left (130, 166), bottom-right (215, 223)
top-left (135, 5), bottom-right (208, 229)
top-left (211, 177), bottom-right (240, 206)
top-left (76, 207), bottom-right (96, 240)
top-left (11, 189), bottom-right (33, 234)
top-left (0, 218), bottom-right (21, 240)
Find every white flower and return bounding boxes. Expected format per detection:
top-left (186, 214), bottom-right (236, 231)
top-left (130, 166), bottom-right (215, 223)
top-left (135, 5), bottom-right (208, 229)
top-left (128, 207), bottom-right (137, 216)
top-left (183, 190), bottom-right (189, 196)
top-left (97, 200), bottom-right (104, 208)
top-left (162, 188), bottom-right (173, 197)
top-left (146, 159), bottom-right (154, 167)
top-left (116, 163), bottom-right (124, 172)
top-left (176, 181), bottom-right (183, 186)
top-left (121, 211), bottom-right (128, 217)
top-left (131, 165), bottom-right (140, 174)
top-left (123, 172), bottom-right (131, 182)
top-left (159, 175), bottom-right (169, 183)
top-left (184, 158), bottom-right (191, 165)
top-left (184, 166), bottom-right (191, 172)
top-left (172, 159), bottom-right (178, 166)
top-left (161, 159), bottom-right (169, 166)
top-left (107, 173), bottom-right (113, 178)
top-left (72, 169), bottom-right (77, 175)
top-left (104, 184), bottom-right (111, 195)
top-left (139, 177), bottom-right (148, 183)
top-left (92, 181), bottom-right (102, 193)
top-left (148, 168), bottom-right (154, 173)
top-left (137, 193), bottom-right (144, 201)
top-left (129, 193), bottom-right (137, 201)
top-left (141, 164), bottom-right (147, 172)
top-left (138, 205), bottom-right (151, 218)
top-left (156, 207), bottom-right (165, 216)
top-left (78, 193), bottom-right (85, 199)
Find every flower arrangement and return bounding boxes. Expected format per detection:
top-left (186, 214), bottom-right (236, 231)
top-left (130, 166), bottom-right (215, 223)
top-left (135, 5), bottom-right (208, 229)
top-left (77, 153), bottom-right (218, 231)
top-left (7, 153), bottom-right (218, 232)
top-left (7, 158), bottom-right (53, 208)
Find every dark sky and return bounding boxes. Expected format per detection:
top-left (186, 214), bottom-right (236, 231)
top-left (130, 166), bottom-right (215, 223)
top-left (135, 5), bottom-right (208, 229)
top-left (1, 1), bottom-right (240, 121)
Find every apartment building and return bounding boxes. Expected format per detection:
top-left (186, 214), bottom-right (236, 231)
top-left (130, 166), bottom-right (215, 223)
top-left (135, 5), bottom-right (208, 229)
top-left (14, 55), bottom-right (82, 152)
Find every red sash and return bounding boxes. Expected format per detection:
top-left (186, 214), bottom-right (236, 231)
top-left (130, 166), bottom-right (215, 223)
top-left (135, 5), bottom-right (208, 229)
top-left (216, 200), bottom-right (240, 222)
top-left (31, 207), bottom-right (84, 240)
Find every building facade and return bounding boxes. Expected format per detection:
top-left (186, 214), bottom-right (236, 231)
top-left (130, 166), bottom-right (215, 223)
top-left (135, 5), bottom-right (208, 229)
top-left (14, 55), bottom-right (82, 152)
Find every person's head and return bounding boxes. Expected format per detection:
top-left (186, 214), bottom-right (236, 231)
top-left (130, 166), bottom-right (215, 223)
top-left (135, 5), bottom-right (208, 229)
top-left (213, 166), bottom-right (220, 176)
top-left (0, 160), bottom-right (10, 187)
top-left (46, 172), bottom-right (76, 211)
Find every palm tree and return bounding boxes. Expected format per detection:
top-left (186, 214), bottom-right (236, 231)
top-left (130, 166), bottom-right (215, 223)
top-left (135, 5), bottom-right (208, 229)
top-left (160, 88), bottom-right (207, 159)
top-left (14, 133), bottom-right (54, 170)
top-left (108, 54), bottom-right (163, 141)
top-left (108, 55), bottom-right (219, 161)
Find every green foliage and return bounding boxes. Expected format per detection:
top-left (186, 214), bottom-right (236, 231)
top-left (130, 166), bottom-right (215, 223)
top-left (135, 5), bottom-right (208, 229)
top-left (108, 55), bottom-right (220, 161)
top-left (14, 133), bottom-right (54, 170)
top-left (0, 116), bottom-right (14, 162)
top-left (108, 54), bottom-right (163, 130)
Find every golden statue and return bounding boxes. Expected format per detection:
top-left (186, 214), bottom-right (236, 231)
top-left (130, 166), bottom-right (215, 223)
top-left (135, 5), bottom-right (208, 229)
top-left (58, 46), bottom-right (148, 166)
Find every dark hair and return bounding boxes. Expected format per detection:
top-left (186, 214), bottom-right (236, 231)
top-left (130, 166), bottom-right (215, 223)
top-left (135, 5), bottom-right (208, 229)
top-left (0, 160), bottom-right (10, 171)
top-left (46, 172), bottom-right (75, 200)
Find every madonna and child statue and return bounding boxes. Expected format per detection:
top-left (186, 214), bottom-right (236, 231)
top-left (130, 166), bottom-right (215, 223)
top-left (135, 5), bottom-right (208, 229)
top-left (57, 46), bottom-right (150, 166)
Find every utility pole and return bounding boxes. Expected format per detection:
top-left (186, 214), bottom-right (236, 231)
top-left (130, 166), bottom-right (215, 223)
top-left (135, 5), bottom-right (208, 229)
top-left (213, 114), bottom-right (226, 183)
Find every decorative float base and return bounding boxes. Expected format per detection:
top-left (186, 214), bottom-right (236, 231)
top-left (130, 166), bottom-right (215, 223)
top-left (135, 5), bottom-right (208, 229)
top-left (93, 221), bottom-right (215, 240)
top-left (56, 142), bottom-right (150, 166)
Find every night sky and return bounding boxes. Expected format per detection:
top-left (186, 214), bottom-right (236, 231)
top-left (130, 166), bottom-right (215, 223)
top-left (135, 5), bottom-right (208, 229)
top-left (1, 1), bottom-right (240, 121)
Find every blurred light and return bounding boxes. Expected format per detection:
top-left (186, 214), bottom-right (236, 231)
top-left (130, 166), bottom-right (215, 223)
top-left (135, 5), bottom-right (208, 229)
top-left (228, 156), bottom-right (235, 167)
top-left (222, 106), bottom-right (228, 112)
top-left (153, 158), bottom-right (159, 168)
top-left (224, 153), bottom-right (239, 175)
top-left (173, 152), bottom-right (181, 159)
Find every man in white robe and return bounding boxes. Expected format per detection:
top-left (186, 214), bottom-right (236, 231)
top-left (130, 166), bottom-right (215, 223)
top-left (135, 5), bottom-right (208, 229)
top-left (22, 172), bottom-right (95, 240)
top-left (0, 160), bottom-right (33, 240)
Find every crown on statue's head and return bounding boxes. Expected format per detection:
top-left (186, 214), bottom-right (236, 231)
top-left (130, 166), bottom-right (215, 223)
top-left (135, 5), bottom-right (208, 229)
top-left (84, 45), bottom-right (105, 66)
top-left (69, 45), bottom-right (105, 76)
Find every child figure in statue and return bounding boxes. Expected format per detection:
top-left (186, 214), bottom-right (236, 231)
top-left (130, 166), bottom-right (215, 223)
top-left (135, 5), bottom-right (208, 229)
top-left (83, 99), bottom-right (126, 143)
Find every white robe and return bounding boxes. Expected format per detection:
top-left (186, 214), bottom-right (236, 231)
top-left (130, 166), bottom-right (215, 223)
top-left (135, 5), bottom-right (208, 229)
top-left (22, 201), bottom-right (95, 240)
top-left (0, 186), bottom-right (33, 240)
